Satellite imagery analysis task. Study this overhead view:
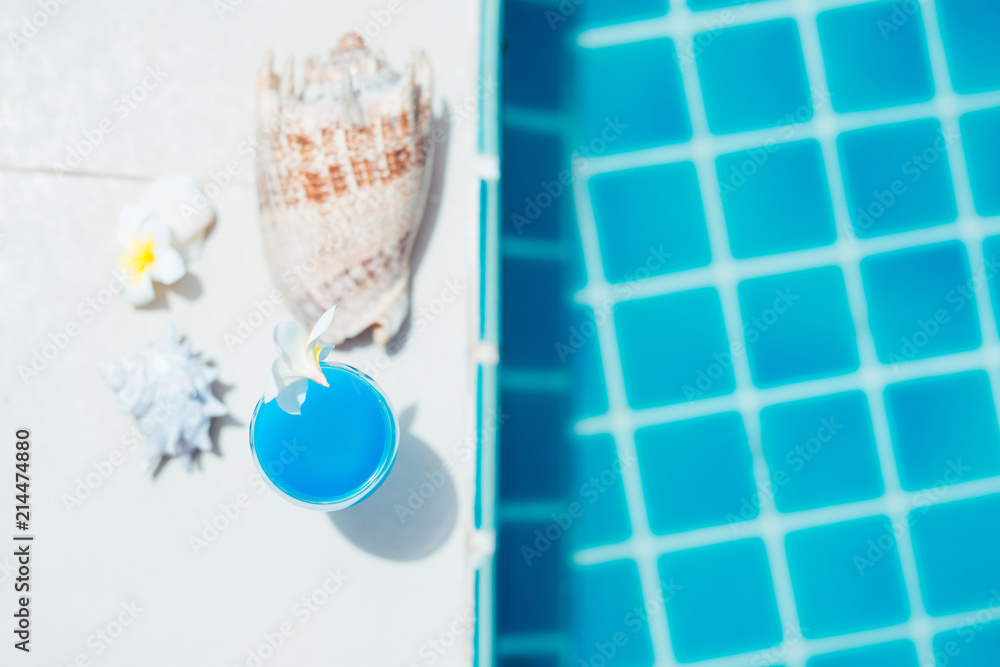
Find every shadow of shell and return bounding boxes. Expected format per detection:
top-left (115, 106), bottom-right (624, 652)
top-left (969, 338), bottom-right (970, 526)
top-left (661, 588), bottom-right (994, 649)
top-left (256, 33), bottom-right (435, 346)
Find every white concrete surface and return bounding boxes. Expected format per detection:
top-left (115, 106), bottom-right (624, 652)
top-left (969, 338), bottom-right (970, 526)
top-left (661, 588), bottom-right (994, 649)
top-left (0, 1), bottom-right (482, 665)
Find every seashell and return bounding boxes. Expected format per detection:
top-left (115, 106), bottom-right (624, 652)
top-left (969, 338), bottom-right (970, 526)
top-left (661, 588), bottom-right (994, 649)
top-left (256, 33), bottom-right (434, 346)
top-left (99, 326), bottom-right (228, 472)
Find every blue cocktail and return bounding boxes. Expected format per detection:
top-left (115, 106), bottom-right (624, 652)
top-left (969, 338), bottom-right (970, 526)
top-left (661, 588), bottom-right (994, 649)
top-left (250, 362), bottom-right (398, 510)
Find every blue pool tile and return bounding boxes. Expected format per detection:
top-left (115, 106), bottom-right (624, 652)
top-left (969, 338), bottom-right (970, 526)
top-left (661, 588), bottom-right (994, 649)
top-left (933, 619), bottom-right (1000, 667)
top-left (502, 0), bottom-right (563, 110)
top-left (497, 522), bottom-right (563, 633)
top-left (500, 389), bottom-right (567, 502)
top-left (500, 656), bottom-right (560, 667)
top-left (578, 0), bottom-right (667, 30)
top-left (501, 256), bottom-right (565, 368)
top-left (567, 306), bottom-right (609, 420)
top-left (911, 494), bottom-right (1000, 617)
top-left (985, 236), bottom-right (1000, 333)
top-left (659, 538), bottom-right (783, 661)
top-left (716, 139), bottom-right (836, 258)
top-left (615, 288), bottom-right (734, 408)
top-left (695, 19), bottom-right (812, 135)
top-left (817, 1), bottom-right (934, 113)
top-left (577, 39), bottom-right (690, 154)
top-left (689, 0), bottom-right (768, 9)
top-left (501, 125), bottom-right (564, 240)
top-left (786, 516), bottom-right (910, 638)
top-left (937, 0), bottom-right (1000, 95)
top-left (760, 391), bottom-right (884, 513)
top-left (590, 162), bottom-right (711, 282)
top-left (807, 640), bottom-right (920, 667)
top-left (570, 433), bottom-right (631, 549)
top-left (636, 413), bottom-right (757, 534)
top-left (884, 371), bottom-right (1000, 492)
top-left (960, 107), bottom-right (1000, 216)
top-left (574, 560), bottom-right (654, 667)
top-left (838, 119), bottom-right (958, 238)
top-left (861, 241), bottom-right (981, 364)
top-left (738, 266), bottom-right (859, 388)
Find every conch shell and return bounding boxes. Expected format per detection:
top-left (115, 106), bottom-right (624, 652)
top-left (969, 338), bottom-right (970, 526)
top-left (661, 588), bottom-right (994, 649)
top-left (256, 33), bottom-right (434, 345)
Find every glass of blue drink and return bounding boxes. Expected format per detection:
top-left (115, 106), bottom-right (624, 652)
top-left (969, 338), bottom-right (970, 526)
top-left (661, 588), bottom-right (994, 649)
top-left (250, 362), bottom-right (398, 510)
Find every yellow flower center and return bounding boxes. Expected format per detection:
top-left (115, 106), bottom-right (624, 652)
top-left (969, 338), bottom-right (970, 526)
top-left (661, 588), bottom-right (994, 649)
top-left (120, 237), bottom-right (157, 279)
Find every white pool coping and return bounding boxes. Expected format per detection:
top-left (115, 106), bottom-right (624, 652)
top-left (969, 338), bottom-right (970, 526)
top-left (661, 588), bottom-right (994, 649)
top-left (0, 1), bottom-right (486, 665)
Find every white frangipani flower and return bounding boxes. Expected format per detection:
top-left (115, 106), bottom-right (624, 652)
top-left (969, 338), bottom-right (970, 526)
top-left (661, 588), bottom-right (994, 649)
top-left (265, 305), bottom-right (339, 415)
top-left (117, 208), bottom-right (187, 306)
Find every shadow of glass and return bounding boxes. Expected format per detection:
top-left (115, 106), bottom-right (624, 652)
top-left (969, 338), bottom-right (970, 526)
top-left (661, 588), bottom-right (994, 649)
top-left (329, 407), bottom-right (457, 561)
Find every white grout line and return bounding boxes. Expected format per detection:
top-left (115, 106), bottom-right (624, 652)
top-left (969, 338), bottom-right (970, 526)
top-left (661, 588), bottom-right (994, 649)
top-left (573, 167), bottom-right (680, 665)
top-left (611, 604), bottom-right (1000, 667)
top-left (793, 0), bottom-right (935, 662)
top-left (918, 0), bottom-right (1000, 466)
top-left (669, 7), bottom-right (806, 663)
top-left (575, 0), bottom-right (932, 51)
top-left (0, 163), bottom-right (187, 183)
top-left (574, 344), bottom-right (1000, 435)
top-left (576, 0), bottom-right (801, 50)
top-left (578, 87), bottom-right (1000, 178)
top-left (573, 471), bottom-right (1000, 565)
top-left (573, 215), bottom-right (1000, 307)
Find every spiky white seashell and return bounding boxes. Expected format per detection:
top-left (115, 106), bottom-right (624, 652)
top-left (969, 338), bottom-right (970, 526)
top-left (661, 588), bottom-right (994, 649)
top-left (256, 32), bottom-right (434, 346)
top-left (99, 326), bottom-right (228, 472)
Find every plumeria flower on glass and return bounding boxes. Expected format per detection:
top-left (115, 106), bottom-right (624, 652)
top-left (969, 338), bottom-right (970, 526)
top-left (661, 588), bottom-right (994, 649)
top-left (117, 207), bottom-right (187, 306)
top-left (265, 305), bottom-right (339, 415)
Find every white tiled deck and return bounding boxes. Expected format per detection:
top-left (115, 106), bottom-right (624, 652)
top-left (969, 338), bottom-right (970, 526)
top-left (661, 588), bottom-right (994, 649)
top-left (0, 1), bottom-right (482, 664)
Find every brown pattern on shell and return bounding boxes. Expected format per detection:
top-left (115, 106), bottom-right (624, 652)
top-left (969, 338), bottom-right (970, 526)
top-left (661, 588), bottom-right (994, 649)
top-left (256, 33), bottom-right (434, 345)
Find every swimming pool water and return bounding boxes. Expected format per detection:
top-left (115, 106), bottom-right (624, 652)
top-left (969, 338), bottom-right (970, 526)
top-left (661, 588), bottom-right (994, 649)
top-left (716, 139), bottom-right (837, 259)
top-left (492, 0), bottom-right (1000, 666)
